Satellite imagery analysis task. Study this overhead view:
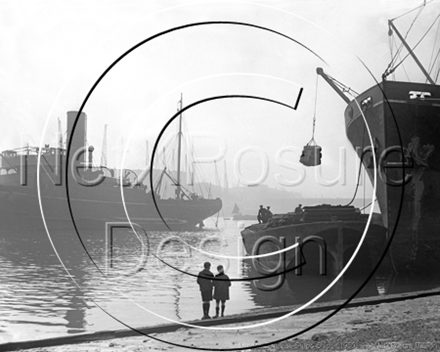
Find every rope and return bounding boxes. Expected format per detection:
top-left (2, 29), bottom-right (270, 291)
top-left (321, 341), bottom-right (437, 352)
top-left (386, 5), bottom-right (422, 75)
top-left (344, 149), bottom-right (364, 207)
top-left (397, 46), bottom-right (411, 81)
top-left (402, 4), bottom-right (425, 39)
top-left (384, 0), bottom-right (431, 78)
top-left (391, 13), bottom-right (440, 75)
top-left (390, 0), bottom-right (431, 21)
top-left (428, 48), bottom-right (440, 83)
top-left (435, 59), bottom-right (440, 82)
top-left (390, 36), bottom-right (399, 80)
top-left (322, 71), bottom-right (358, 96)
top-left (427, 17), bottom-right (440, 75)
top-left (360, 199), bottom-right (377, 212)
top-left (344, 126), bottom-right (367, 207)
top-left (384, 35), bottom-right (402, 78)
top-left (388, 33), bottom-right (394, 72)
top-left (427, 18), bottom-right (440, 83)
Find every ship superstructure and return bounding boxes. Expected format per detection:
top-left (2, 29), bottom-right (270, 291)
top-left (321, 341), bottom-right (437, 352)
top-left (0, 110), bottom-right (222, 232)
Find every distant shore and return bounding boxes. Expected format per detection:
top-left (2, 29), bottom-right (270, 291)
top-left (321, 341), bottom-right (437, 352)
top-left (7, 289), bottom-right (440, 352)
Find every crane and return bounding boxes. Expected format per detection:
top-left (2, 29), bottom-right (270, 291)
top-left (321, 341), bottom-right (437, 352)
top-left (316, 67), bottom-right (358, 103)
top-left (298, 68), bottom-right (358, 167)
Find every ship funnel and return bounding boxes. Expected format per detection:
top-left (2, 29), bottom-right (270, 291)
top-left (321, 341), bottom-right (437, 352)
top-left (66, 111), bottom-right (87, 163)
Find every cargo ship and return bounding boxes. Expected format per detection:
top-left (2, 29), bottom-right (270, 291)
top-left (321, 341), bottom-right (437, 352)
top-left (0, 110), bottom-right (222, 232)
top-left (316, 7), bottom-right (440, 274)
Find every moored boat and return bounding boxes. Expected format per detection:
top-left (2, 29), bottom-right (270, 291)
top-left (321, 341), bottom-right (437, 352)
top-left (0, 110), bottom-right (222, 233)
top-left (316, 4), bottom-right (440, 274)
top-left (241, 204), bottom-right (388, 280)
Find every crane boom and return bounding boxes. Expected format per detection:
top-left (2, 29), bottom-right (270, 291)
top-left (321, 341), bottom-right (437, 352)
top-left (316, 68), bottom-right (355, 104)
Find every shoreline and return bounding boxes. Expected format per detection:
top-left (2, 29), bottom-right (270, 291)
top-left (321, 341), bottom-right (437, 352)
top-left (3, 288), bottom-right (440, 352)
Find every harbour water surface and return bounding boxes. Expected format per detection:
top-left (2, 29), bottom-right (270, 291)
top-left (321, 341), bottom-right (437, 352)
top-left (1, 218), bottom-right (439, 344)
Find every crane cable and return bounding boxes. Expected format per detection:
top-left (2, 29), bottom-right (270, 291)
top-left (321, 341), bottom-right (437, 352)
top-left (390, 0), bottom-right (432, 21)
top-left (385, 7), bottom-right (423, 74)
top-left (391, 13), bottom-right (440, 74)
top-left (427, 18), bottom-right (440, 82)
top-left (308, 74), bottom-right (319, 146)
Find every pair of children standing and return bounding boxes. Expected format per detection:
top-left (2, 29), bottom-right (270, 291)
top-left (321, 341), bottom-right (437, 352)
top-left (196, 262), bottom-right (231, 320)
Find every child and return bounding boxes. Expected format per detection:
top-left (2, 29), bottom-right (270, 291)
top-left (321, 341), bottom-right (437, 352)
top-left (196, 262), bottom-right (214, 320)
top-left (213, 265), bottom-right (231, 318)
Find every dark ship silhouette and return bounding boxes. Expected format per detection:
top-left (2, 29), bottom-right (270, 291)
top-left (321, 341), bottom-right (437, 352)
top-left (316, 10), bottom-right (440, 274)
top-left (242, 5), bottom-right (440, 279)
top-left (0, 111), bottom-right (222, 232)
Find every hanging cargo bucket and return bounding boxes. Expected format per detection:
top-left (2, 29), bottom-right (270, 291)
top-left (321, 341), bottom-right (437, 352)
top-left (300, 139), bottom-right (322, 166)
top-left (300, 73), bottom-right (322, 167)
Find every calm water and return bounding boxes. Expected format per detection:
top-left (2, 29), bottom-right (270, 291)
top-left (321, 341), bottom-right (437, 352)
top-left (1, 218), bottom-right (439, 344)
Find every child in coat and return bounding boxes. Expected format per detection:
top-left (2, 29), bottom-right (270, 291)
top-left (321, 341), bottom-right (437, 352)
top-left (213, 265), bottom-right (231, 318)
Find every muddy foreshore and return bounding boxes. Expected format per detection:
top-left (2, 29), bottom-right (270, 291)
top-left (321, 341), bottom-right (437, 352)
top-left (5, 290), bottom-right (440, 352)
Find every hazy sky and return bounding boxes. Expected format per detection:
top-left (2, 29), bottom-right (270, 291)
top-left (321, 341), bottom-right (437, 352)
top-left (1, 0), bottom-right (438, 198)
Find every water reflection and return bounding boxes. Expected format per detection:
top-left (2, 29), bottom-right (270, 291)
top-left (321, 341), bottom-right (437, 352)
top-left (0, 219), bottom-right (257, 342)
top-left (1, 219), bottom-right (440, 344)
top-left (0, 235), bottom-right (89, 342)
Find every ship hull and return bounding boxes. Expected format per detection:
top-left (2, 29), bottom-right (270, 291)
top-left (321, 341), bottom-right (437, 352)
top-left (0, 174), bottom-right (222, 233)
top-left (241, 216), bottom-right (388, 279)
top-left (345, 80), bottom-right (440, 274)
top-left (232, 214), bottom-right (256, 221)
top-left (0, 110), bottom-right (222, 234)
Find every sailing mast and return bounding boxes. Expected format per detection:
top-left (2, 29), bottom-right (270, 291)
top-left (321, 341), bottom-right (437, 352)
top-left (223, 160), bottom-right (229, 190)
top-left (176, 94), bottom-right (183, 199)
top-left (214, 161), bottom-right (220, 187)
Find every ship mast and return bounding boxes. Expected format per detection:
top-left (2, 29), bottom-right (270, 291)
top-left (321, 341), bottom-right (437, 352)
top-left (388, 20), bottom-right (435, 84)
top-left (214, 160), bottom-right (220, 187)
top-left (57, 118), bottom-right (63, 149)
top-left (223, 160), bottom-right (229, 190)
top-left (101, 124), bottom-right (108, 167)
top-left (176, 94), bottom-right (183, 199)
